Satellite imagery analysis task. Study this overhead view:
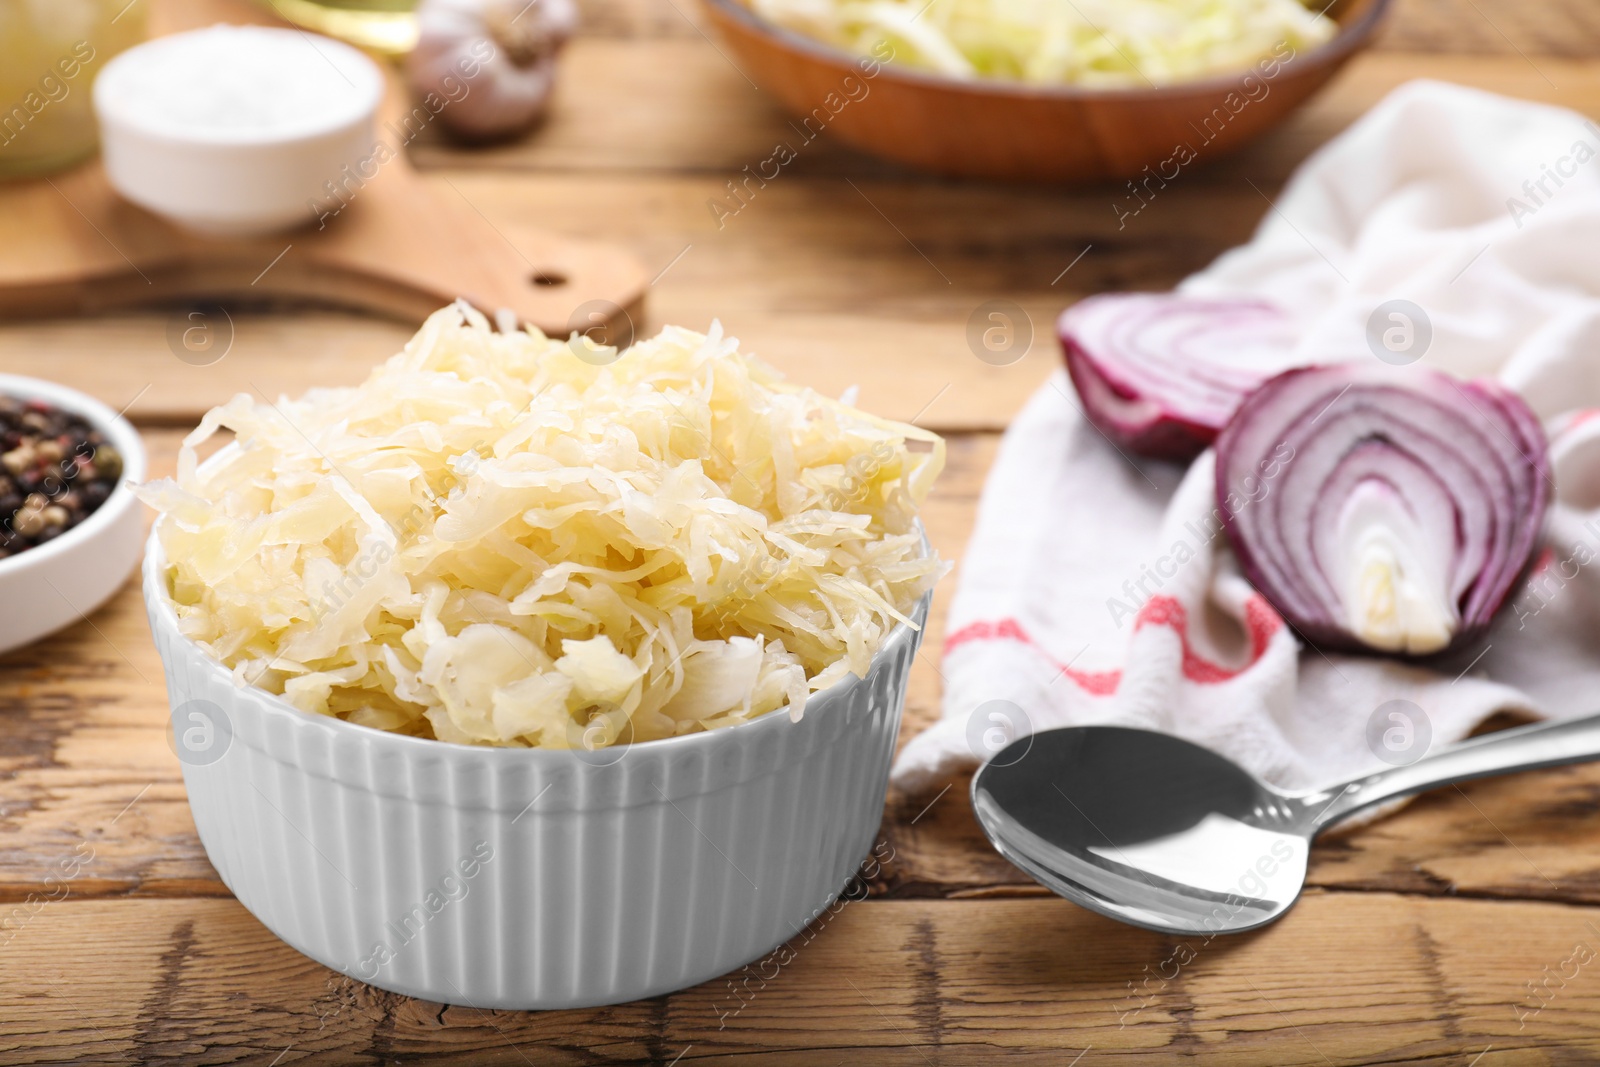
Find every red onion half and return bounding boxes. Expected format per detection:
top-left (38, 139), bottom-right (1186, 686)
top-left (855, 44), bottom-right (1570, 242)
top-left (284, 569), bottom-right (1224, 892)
top-left (1216, 363), bottom-right (1549, 656)
top-left (1058, 294), bottom-right (1297, 461)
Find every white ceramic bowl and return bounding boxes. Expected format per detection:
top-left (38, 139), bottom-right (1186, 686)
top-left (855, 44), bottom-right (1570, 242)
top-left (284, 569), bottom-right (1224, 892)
top-left (94, 25), bottom-right (384, 236)
top-left (0, 376), bottom-right (145, 656)
top-left (144, 536), bottom-right (928, 1009)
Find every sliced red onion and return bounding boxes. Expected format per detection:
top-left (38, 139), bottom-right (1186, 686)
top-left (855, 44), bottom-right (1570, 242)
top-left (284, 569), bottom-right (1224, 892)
top-left (1058, 293), bottom-right (1297, 461)
top-left (1215, 363), bottom-right (1549, 656)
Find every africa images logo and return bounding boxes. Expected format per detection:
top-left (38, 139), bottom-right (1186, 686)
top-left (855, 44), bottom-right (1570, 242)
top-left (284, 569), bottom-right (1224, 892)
top-left (351, 840), bottom-right (495, 980)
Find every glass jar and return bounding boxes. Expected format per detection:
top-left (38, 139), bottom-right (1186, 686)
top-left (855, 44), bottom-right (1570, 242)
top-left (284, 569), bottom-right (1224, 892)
top-left (0, 0), bottom-right (146, 179)
top-left (257, 0), bottom-right (418, 56)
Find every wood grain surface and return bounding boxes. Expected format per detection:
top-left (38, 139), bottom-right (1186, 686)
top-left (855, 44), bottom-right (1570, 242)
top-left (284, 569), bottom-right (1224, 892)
top-left (0, 1), bottom-right (649, 337)
top-left (2, 0), bottom-right (1599, 1062)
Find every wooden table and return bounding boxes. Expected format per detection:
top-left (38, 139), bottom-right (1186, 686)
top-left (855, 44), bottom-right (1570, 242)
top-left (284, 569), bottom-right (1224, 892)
top-left (4, 0), bottom-right (1600, 1062)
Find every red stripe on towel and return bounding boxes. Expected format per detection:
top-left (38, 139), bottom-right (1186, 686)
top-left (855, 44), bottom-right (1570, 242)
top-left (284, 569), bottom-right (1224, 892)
top-left (943, 594), bottom-right (1282, 692)
top-left (942, 618), bottom-right (1121, 694)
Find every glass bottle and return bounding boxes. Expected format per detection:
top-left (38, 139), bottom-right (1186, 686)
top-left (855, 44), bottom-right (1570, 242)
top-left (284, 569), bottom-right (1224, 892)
top-left (257, 0), bottom-right (418, 56)
top-left (0, 0), bottom-right (146, 179)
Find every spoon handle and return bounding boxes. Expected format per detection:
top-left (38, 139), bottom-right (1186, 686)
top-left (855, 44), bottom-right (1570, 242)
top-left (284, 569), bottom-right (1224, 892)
top-left (1303, 711), bottom-right (1600, 831)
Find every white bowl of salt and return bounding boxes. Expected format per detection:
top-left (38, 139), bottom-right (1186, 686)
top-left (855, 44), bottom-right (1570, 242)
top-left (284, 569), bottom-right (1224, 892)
top-left (93, 25), bottom-right (384, 236)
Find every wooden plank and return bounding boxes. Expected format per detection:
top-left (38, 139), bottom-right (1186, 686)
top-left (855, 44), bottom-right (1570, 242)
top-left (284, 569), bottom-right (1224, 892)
top-left (2, 893), bottom-right (1598, 1063)
top-left (0, 311), bottom-right (416, 427)
top-left (9, 0), bottom-right (1600, 1056)
top-left (0, 300), bottom-right (1064, 437)
top-left (409, 47), bottom-right (1600, 174)
top-left (570, 0), bottom-right (1600, 58)
top-left (0, 0), bottom-right (646, 339)
top-left (0, 429), bottom-right (990, 900)
top-left (879, 761), bottom-right (1600, 906)
top-left (7, 428), bottom-right (1600, 915)
top-left (10, 55), bottom-right (1600, 434)
top-left (1377, 0), bottom-right (1600, 58)
top-left (0, 430), bottom-right (215, 902)
top-left (0, 142), bottom-right (649, 342)
top-left (0, 161), bottom-right (1251, 433)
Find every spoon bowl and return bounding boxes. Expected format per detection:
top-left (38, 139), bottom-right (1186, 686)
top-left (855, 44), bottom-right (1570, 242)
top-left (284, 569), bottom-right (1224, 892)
top-left (972, 726), bottom-right (1312, 934)
top-left (973, 715), bottom-right (1600, 934)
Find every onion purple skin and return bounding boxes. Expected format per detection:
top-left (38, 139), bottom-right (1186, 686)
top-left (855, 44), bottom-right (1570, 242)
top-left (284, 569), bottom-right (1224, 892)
top-left (1057, 295), bottom-right (1293, 463)
top-left (1215, 364), bottom-right (1551, 658)
top-left (1061, 335), bottom-right (1222, 461)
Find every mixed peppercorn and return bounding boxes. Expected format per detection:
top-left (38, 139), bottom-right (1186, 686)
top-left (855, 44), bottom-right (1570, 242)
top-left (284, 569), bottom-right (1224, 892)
top-left (0, 397), bottom-right (122, 560)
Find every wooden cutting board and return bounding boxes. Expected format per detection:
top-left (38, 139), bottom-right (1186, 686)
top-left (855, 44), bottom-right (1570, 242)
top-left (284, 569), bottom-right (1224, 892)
top-left (0, 0), bottom-right (648, 337)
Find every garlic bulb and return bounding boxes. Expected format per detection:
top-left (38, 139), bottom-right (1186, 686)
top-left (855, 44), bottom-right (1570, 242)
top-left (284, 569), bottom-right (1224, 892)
top-left (406, 0), bottom-right (578, 141)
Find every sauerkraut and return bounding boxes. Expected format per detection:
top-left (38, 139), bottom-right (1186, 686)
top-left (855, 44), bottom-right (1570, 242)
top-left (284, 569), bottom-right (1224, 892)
top-left (741, 0), bottom-right (1336, 88)
top-left (139, 303), bottom-right (945, 749)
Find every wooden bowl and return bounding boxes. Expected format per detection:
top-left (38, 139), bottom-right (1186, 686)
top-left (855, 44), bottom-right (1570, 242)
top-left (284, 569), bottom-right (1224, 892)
top-left (700, 0), bottom-right (1391, 182)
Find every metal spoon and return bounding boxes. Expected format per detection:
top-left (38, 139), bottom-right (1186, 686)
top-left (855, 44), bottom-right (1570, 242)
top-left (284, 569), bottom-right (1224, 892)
top-left (971, 718), bottom-right (1599, 934)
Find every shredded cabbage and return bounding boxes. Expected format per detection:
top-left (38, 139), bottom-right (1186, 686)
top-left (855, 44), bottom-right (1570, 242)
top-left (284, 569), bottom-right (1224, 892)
top-left (743, 0), bottom-right (1336, 87)
top-left (139, 303), bottom-right (946, 749)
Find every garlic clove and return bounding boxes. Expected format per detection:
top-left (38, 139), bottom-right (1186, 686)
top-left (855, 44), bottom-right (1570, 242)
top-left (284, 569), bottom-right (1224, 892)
top-left (406, 0), bottom-right (575, 142)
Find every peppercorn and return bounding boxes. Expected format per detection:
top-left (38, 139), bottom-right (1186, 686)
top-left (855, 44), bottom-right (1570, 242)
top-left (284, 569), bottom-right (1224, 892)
top-left (0, 397), bottom-right (122, 556)
top-left (1, 445), bottom-right (33, 476)
top-left (94, 446), bottom-right (122, 482)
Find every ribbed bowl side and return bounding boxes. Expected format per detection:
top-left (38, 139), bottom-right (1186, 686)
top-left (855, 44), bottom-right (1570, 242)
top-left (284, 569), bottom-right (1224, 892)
top-left (146, 547), bottom-right (926, 1009)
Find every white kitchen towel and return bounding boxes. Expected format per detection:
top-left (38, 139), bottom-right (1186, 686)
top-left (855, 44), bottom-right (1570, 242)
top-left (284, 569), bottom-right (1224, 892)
top-left (892, 79), bottom-right (1600, 795)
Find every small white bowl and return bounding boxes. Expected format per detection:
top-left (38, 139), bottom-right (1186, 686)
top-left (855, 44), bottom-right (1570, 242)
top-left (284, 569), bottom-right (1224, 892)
top-left (94, 25), bottom-right (385, 236)
top-left (0, 376), bottom-right (146, 656)
top-left (144, 534), bottom-right (928, 1009)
